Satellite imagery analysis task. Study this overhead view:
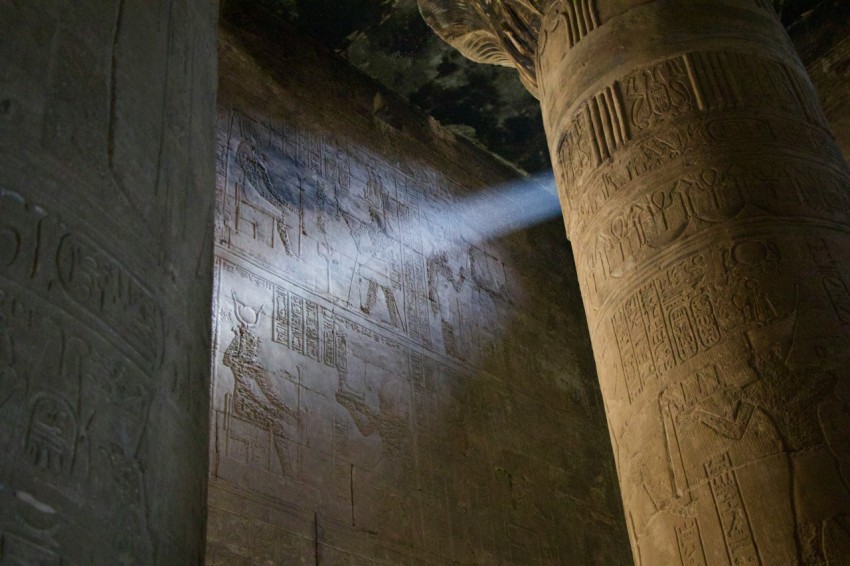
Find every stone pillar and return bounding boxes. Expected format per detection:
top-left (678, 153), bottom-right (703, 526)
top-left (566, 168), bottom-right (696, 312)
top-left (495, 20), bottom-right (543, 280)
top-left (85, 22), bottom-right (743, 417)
top-left (419, 0), bottom-right (850, 563)
top-left (0, 1), bottom-right (217, 563)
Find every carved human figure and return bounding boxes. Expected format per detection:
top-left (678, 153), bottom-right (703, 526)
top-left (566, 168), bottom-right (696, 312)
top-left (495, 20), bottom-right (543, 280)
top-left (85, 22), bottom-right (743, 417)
top-left (422, 214), bottom-right (470, 360)
top-left (336, 374), bottom-right (412, 463)
top-left (336, 370), bottom-right (417, 542)
top-left (418, 0), bottom-right (850, 562)
top-left (340, 175), bottom-right (404, 329)
top-left (235, 138), bottom-right (298, 257)
top-left (223, 292), bottom-right (300, 474)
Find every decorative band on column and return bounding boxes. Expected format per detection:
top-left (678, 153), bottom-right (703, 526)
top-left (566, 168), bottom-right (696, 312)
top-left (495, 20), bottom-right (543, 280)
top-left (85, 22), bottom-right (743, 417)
top-left (555, 49), bottom-right (832, 223)
top-left (568, 114), bottom-right (844, 238)
top-left (556, 0), bottom-right (600, 47)
top-left (537, 0), bottom-right (601, 98)
top-left (556, 84), bottom-right (628, 184)
top-left (578, 155), bottom-right (850, 307)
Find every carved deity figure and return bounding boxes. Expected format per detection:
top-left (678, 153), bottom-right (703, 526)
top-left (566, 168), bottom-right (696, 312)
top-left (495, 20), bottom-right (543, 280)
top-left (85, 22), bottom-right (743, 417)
top-left (235, 139), bottom-right (297, 257)
top-left (335, 369), bottom-right (412, 465)
top-left (422, 214), bottom-right (471, 360)
top-left (341, 173), bottom-right (404, 329)
top-left (335, 370), bottom-right (417, 542)
top-left (223, 293), bottom-right (300, 474)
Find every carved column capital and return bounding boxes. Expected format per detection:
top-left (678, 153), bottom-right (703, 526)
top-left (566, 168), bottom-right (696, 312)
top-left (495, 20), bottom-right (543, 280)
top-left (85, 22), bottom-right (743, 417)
top-left (418, 1), bottom-right (783, 98)
top-left (417, 0), bottom-right (556, 96)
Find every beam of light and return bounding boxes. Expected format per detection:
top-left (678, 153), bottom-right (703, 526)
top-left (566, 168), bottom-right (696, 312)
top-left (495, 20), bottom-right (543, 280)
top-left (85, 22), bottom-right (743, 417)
top-left (410, 170), bottom-right (563, 258)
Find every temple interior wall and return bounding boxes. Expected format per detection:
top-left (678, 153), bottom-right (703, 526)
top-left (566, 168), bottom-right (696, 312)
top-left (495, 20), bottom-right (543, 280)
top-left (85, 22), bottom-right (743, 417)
top-left (206, 4), bottom-right (631, 564)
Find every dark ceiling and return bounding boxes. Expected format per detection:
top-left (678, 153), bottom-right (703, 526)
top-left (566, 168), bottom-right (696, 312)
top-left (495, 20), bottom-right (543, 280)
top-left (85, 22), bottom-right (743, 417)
top-left (246, 0), bottom-right (828, 174)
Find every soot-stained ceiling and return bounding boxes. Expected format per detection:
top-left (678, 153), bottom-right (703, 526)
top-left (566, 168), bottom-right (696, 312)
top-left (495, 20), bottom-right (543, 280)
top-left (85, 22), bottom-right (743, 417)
top-left (243, 0), bottom-right (830, 174)
top-left (253, 0), bottom-right (550, 173)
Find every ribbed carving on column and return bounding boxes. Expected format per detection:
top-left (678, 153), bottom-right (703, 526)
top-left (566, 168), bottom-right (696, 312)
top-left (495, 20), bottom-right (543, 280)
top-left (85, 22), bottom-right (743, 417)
top-left (560, 0), bottom-right (600, 47)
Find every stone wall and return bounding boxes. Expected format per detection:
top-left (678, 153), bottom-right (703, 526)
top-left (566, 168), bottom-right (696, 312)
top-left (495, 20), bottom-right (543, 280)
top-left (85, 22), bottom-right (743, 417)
top-left (207, 5), bottom-right (631, 564)
top-left (0, 1), bottom-right (217, 563)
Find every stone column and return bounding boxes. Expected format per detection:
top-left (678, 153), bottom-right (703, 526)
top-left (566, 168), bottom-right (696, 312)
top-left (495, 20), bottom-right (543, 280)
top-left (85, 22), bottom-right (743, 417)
top-left (0, 1), bottom-right (217, 563)
top-left (420, 0), bottom-right (850, 563)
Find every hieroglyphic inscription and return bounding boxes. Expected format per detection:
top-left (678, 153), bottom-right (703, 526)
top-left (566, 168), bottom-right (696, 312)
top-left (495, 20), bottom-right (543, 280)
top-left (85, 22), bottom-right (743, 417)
top-left (675, 518), bottom-right (708, 566)
top-left (612, 257), bottom-right (719, 403)
top-left (688, 51), bottom-right (825, 127)
top-left (557, 107), bottom-right (595, 192)
top-left (0, 191), bottom-right (44, 284)
top-left (275, 116), bottom-right (352, 193)
top-left (558, 50), bottom-right (831, 211)
top-left (704, 452), bottom-right (760, 565)
top-left (219, 110), bottom-right (518, 364)
top-left (580, 159), bottom-right (850, 300)
top-left (26, 394), bottom-right (78, 474)
top-left (809, 238), bottom-right (850, 325)
top-left (274, 286), bottom-right (290, 345)
top-left (557, 86), bottom-right (628, 190)
top-left (571, 114), bottom-right (844, 236)
top-left (305, 301), bottom-right (320, 360)
top-left (56, 234), bottom-right (165, 367)
top-left (0, 282), bottom-right (155, 559)
top-left (0, 190), bottom-right (165, 371)
top-left (273, 286), bottom-right (345, 366)
top-left (290, 295), bottom-right (305, 355)
top-left (278, 120), bottom-right (333, 179)
top-left (558, 55), bottom-right (696, 195)
top-left (403, 248), bottom-right (432, 347)
top-left (322, 309), bottom-right (337, 368)
top-left (623, 57), bottom-right (696, 134)
top-left (221, 260), bottom-right (275, 291)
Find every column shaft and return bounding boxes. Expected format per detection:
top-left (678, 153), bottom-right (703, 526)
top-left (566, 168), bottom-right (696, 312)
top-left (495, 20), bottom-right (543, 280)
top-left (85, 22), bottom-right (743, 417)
top-left (539, 1), bottom-right (850, 563)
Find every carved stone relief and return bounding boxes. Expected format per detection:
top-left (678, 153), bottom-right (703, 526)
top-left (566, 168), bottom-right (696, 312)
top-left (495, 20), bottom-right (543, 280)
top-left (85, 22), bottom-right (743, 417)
top-left (418, 0), bottom-right (850, 563)
top-left (0, 1), bottom-right (217, 562)
top-left (207, 21), bottom-right (629, 565)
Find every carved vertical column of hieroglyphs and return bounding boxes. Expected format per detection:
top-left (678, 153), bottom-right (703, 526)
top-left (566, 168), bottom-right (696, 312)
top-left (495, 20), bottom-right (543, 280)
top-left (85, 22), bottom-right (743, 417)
top-left (537, 1), bottom-right (850, 564)
top-left (0, 1), bottom-right (217, 563)
top-left (418, 0), bottom-right (850, 563)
